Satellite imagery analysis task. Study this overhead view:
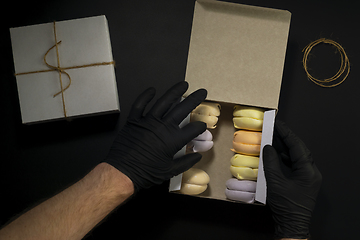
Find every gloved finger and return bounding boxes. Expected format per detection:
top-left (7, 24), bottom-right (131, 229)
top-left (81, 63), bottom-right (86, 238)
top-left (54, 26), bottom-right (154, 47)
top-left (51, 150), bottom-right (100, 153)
top-left (163, 88), bottom-right (207, 125)
top-left (275, 121), bottom-right (312, 164)
top-left (179, 121), bottom-right (207, 147)
top-left (311, 164), bottom-right (323, 189)
top-left (274, 122), bottom-right (321, 184)
top-left (263, 145), bottom-right (286, 181)
top-left (171, 152), bottom-right (202, 176)
top-left (149, 81), bottom-right (189, 119)
top-left (292, 160), bottom-right (322, 185)
top-left (128, 87), bottom-right (156, 121)
top-left (272, 124), bottom-right (290, 158)
top-left (272, 127), bottom-right (292, 169)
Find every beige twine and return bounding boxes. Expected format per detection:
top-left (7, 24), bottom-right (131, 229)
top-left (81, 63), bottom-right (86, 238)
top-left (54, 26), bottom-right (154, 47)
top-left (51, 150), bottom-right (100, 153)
top-left (15, 22), bottom-right (115, 117)
top-left (302, 38), bottom-right (350, 88)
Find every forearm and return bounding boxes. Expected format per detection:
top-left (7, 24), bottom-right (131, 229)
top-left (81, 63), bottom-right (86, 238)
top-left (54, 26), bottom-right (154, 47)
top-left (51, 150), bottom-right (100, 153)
top-left (0, 163), bottom-right (134, 240)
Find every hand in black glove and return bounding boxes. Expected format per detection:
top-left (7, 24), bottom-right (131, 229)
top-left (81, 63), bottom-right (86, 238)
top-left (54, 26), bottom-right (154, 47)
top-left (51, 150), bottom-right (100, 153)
top-left (105, 81), bottom-right (207, 191)
top-left (263, 121), bottom-right (322, 239)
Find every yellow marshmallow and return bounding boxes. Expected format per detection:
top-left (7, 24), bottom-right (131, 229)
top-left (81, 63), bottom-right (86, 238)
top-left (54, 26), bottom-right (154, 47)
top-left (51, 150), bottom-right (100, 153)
top-left (230, 154), bottom-right (259, 169)
top-left (233, 117), bottom-right (263, 131)
top-left (233, 105), bottom-right (264, 119)
top-left (191, 102), bottom-right (221, 129)
top-left (192, 102), bottom-right (221, 116)
top-left (179, 168), bottom-right (210, 195)
top-left (190, 113), bottom-right (219, 129)
top-left (179, 183), bottom-right (208, 195)
top-left (233, 105), bottom-right (264, 131)
top-left (182, 168), bottom-right (210, 185)
top-left (230, 166), bottom-right (258, 181)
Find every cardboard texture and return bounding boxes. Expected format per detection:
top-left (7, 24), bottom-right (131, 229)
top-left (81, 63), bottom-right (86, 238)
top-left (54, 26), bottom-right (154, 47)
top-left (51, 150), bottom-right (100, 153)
top-left (10, 15), bottom-right (119, 124)
top-left (184, 0), bottom-right (291, 110)
top-left (170, 0), bottom-right (291, 205)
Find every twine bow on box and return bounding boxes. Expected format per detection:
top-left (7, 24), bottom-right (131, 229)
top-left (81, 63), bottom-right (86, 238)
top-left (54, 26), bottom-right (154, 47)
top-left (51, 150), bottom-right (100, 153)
top-left (15, 21), bottom-right (115, 118)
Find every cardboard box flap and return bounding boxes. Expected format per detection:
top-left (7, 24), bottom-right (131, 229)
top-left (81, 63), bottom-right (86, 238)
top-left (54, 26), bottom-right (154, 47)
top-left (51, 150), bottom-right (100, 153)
top-left (184, 0), bottom-right (291, 110)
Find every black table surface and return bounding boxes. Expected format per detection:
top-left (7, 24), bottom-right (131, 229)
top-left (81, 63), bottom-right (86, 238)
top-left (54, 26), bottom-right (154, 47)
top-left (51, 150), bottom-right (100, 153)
top-left (1, 0), bottom-right (359, 239)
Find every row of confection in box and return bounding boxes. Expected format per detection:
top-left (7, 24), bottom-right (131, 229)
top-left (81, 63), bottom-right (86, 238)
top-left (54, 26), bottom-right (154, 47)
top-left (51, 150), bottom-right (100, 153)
top-left (169, 0), bottom-right (291, 205)
top-left (173, 101), bottom-right (267, 204)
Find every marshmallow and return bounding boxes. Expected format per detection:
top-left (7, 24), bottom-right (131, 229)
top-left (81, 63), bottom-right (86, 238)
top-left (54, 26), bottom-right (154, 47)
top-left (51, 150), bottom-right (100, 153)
top-left (225, 189), bottom-right (255, 204)
top-left (226, 178), bottom-right (256, 192)
top-left (179, 168), bottom-right (210, 195)
top-left (191, 102), bottom-right (221, 129)
top-left (188, 130), bottom-right (214, 152)
top-left (227, 105), bottom-right (265, 203)
top-left (230, 166), bottom-right (258, 180)
top-left (230, 154), bottom-right (259, 169)
top-left (194, 129), bottom-right (213, 141)
top-left (233, 105), bottom-right (264, 120)
top-left (225, 179), bottom-right (256, 204)
top-left (233, 105), bottom-right (264, 131)
top-left (231, 130), bottom-right (262, 156)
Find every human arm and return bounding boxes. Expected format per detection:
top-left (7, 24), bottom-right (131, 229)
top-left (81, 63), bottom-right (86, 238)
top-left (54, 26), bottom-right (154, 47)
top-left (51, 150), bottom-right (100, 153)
top-left (0, 162), bottom-right (134, 240)
top-left (263, 121), bottom-right (322, 240)
top-left (0, 81), bottom-right (206, 239)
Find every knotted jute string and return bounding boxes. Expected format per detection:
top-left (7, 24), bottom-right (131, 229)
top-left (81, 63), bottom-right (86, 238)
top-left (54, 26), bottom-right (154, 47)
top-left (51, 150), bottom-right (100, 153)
top-left (15, 21), bottom-right (115, 118)
top-left (302, 38), bottom-right (350, 88)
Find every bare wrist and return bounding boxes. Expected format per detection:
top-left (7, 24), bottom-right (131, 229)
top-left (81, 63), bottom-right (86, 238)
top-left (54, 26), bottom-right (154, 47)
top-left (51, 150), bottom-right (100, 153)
top-left (97, 162), bottom-right (135, 197)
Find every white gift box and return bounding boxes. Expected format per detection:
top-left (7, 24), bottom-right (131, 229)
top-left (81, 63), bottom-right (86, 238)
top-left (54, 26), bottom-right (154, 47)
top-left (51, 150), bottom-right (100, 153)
top-left (10, 15), bottom-right (119, 124)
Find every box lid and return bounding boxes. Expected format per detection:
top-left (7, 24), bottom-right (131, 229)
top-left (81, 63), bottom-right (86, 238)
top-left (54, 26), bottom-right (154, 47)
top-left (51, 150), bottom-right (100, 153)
top-left (184, 0), bottom-right (291, 110)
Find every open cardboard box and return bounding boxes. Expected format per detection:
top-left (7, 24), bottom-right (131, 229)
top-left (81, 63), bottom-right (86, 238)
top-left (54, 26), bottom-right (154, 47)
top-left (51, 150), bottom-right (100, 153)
top-left (169, 0), bottom-right (291, 205)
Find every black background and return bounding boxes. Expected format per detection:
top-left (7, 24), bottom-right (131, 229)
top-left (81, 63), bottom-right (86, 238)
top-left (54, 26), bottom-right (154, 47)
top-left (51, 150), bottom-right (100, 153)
top-left (1, 0), bottom-right (359, 239)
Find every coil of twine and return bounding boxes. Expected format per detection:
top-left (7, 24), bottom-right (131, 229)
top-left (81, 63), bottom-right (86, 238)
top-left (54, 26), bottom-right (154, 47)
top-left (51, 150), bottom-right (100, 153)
top-left (302, 38), bottom-right (350, 88)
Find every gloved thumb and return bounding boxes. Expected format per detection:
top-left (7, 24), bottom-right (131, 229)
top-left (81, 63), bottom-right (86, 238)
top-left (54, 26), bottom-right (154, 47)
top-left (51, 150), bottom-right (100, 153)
top-left (263, 145), bottom-right (285, 181)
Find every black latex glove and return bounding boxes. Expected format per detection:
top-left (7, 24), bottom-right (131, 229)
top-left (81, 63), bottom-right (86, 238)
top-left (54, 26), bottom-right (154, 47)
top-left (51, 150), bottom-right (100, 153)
top-left (263, 121), bottom-right (322, 239)
top-left (105, 81), bottom-right (207, 191)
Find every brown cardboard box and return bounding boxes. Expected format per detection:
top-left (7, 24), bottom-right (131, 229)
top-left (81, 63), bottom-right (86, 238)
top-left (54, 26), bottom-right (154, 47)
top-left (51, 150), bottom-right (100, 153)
top-left (170, 0), bottom-right (291, 205)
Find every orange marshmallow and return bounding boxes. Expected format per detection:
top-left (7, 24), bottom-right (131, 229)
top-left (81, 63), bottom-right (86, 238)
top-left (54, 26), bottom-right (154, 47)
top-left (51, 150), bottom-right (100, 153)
top-left (231, 130), bottom-right (262, 156)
